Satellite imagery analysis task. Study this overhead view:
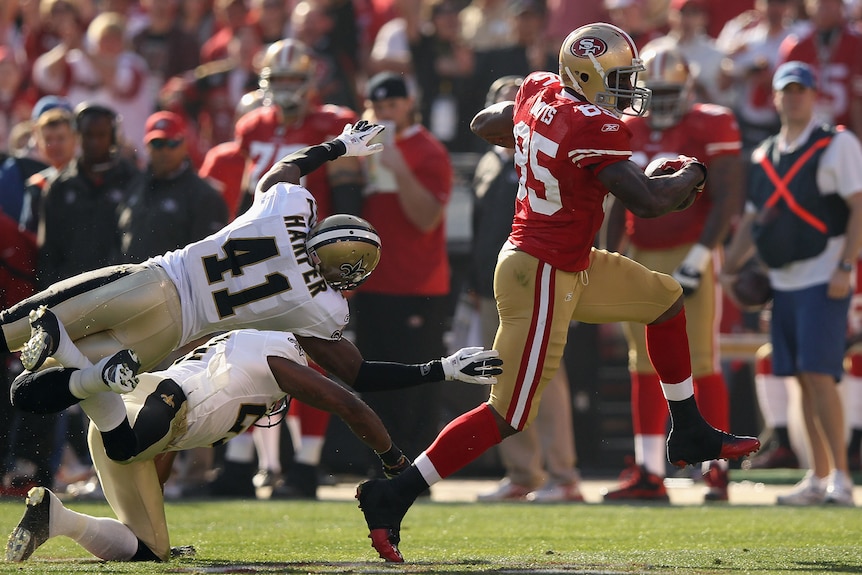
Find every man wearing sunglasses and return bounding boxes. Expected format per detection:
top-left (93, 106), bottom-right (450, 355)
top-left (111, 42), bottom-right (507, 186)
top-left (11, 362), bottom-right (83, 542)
top-left (118, 111), bottom-right (229, 264)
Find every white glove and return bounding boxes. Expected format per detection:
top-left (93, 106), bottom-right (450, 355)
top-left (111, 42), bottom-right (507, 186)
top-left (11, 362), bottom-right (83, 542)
top-left (441, 347), bottom-right (503, 385)
top-left (672, 243), bottom-right (711, 296)
top-left (334, 120), bottom-right (385, 157)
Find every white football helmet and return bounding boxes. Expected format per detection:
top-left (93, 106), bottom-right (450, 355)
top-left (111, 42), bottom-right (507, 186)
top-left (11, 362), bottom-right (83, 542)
top-left (306, 215), bottom-right (381, 290)
top-left (639, 44), bottom-right (694, 129)
top-left (559, 23), bottom-right (651, 116)
top-left (259, 39), bottom-right (316, 120)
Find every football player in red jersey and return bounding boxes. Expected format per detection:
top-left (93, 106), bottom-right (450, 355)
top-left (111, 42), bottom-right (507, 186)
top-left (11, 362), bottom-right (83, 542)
top-left (234, 38), bottom-right (364, 218)
top-left (354, 22), bottom-right (761, 563)
top-left (603, 44), bottom-right (746, 503)
top-left (778, 0), bottom-right (862, 136)
top-left (233, 38), bottom-right (366, 497)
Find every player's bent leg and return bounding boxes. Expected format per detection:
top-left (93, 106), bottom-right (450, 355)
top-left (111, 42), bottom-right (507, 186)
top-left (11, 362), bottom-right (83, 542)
top-left (88, 417), bottom-right (172, 561)
top-left (4, 264), bottom-right (181, 372)
top-left (5, 486), bottom-right (142, 562)
top-left (1, 265), bottom-right (146, 351)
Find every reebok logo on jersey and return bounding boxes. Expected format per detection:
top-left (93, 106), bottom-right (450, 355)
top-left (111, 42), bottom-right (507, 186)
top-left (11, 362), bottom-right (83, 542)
top-left (601, 123), bottom-right (619, 132)
top-left (161, 394), bottom-right (175, 408)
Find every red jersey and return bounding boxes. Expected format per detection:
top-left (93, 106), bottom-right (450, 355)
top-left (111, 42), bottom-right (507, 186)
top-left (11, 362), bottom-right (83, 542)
top-left (623, 103), bottom-right (742, 249)
top-left (199, 141), bottom-right (246, 221)
top-left (779, 26), bottom-right (862, 128)
top-left (360, 125), bottom-right (451, 296)
top-left (509, 71), bottom-right (632, 272)
top-left (236, 104), bottom-right (358, 218)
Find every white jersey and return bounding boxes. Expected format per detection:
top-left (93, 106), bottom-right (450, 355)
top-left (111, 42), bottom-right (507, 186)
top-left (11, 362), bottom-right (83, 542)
top-left (151, 184), bottom-right (350, 347)
top-left (142, 330), bottom-right (304, 450)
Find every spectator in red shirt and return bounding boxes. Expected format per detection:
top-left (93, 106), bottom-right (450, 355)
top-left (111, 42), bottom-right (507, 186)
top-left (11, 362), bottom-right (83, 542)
top-left (353, 71), bottom-right (453, 466)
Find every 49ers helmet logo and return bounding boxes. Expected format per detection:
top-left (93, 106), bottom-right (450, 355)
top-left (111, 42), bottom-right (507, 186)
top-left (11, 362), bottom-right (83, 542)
top-left (571, 37), bottom-right (608, 58)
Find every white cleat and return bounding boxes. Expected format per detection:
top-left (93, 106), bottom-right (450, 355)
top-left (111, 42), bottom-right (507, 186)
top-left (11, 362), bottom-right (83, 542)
top-left (825, 471), bottom-right (856, 507)
top-left (776, 471), bottom-right (826, 506)
top-left (5, 486), bottom-right (52, 562)
top-left (20, 306), bottom-right (60, 371)
top-left (99, 349), bottom-right (141, 394)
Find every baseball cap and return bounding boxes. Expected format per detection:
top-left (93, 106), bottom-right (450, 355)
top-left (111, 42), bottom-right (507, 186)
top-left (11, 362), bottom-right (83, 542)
top-left (144, 111), bottom-right (186, 143)
top-left (31, 96), bottom-right (74, 122)
top-left (772, 61), bottom-right (817, 91)
top-left (366, 72), bottom-right (409, 102)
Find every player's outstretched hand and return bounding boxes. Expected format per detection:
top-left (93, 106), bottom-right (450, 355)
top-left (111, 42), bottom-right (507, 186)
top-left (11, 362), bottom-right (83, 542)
top-left (441, 347), bottom-right (503, 385)
top-left (335, 120), bottom-right (386, 157)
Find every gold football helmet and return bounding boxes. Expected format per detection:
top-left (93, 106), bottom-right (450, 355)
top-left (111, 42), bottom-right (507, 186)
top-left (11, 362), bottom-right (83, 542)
top-left (258, 39), bottom-right (316, 120)
top-left (306, 215), bottom-right (381, 290)
top-left (639, 44), bottom-right (694, 129)
top-left (559, 23), bottom-right (651, 116)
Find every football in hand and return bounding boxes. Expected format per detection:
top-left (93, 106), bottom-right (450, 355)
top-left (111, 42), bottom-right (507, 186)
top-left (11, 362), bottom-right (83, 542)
top-left (731, 257), bottom-right (772, 310)
top-left (645, 157), bottom-right (698, 211)
top-left (645, 157), bottom-right (676, 177)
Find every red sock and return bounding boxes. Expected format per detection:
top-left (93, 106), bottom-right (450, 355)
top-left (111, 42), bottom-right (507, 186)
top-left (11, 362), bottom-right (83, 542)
top-left (295, 402), bottom-right (331, 437)
top-left (848, 352), bottom-right (862, 377)
top-left (425, 404), bottom-right (502, 479)
top-left (694, 373), bottom-right (730, 430)
top-left (631, 372), bottom-right (668, 435)
top-left (645, 308), bottom-right (692, 384)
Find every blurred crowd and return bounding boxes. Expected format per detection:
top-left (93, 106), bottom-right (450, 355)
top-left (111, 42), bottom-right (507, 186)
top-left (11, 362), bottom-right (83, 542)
top-left (0, 0), bottom-right (855, 164)
top-left (2, 0), bottom-right (862, 504)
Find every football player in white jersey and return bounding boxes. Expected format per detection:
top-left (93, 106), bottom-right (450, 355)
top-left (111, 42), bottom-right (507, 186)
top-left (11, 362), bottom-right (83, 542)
top-left (6, 329), bottom-right (420, 562)
top-left (0, 122), bottom-right (502, 457)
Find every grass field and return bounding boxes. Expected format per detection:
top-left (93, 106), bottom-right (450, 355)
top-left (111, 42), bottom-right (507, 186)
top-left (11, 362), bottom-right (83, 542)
top-left (2, 487), bottom-right (861, 575)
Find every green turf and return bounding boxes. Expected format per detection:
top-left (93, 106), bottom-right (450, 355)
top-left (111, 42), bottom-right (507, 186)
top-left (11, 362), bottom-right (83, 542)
top-left (1, 497), bottom-right (860, 574)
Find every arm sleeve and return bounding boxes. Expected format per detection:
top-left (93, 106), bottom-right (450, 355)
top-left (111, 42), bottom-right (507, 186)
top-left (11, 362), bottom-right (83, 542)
top-left (352, 359), bottom-right (445, 392)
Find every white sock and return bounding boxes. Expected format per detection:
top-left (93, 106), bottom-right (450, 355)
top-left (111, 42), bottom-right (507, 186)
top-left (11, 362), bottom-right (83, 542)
top-left (635, 434), bottom-right (666, 477)
top-left (50, 316), bottom-right (92, 370)
top-left (414, 452), bottom-right (442, 487)
top-left (69, 355), bottom-right (117, 399)
top-left (660, 377), bottom-right (694, 401)
top-left (252, 424), bottom-right (282, 473)
top-left (755, 373), bottom-right (791, 428)
top-left (47, 489), bottom-right (138, 560)
top-left (294, 436), bottom-right (324, 466)
top-left (79, 394), bottom-right (127, 432)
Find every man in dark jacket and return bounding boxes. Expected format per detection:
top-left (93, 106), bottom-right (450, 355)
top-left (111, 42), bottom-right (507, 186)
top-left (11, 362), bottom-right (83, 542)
top-left (119, 111), bottom-right (228, 263)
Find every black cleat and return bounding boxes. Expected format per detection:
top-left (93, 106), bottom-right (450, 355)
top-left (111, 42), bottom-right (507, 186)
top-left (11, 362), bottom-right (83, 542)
top-left (667, 423), bottom-right (760, 467)
top-left (5, 486), bottom-right (52, 562)
top-left (99, 349), bottom-right (141, 394)
top-left (20, 306), bottom-right (61, 371)
top-left (355, 479), bottom-right (411, 562)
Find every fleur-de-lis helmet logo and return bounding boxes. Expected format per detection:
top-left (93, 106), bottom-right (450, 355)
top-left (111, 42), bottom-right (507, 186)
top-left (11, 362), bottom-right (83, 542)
top-left (306, 215), bottom-right (382, 290)
top-left (340, 257), bottom-right (368, 281)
